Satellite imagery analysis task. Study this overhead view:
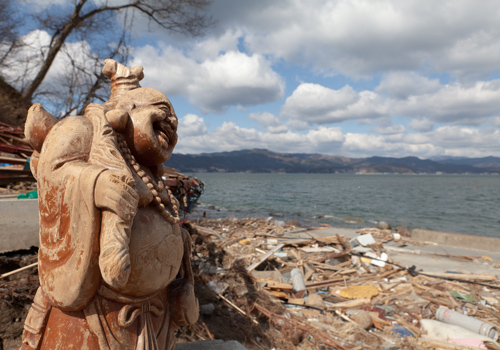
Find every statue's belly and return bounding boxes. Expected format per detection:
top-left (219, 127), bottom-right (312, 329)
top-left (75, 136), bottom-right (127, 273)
top-left (117, 206), bottom-right (183, 297)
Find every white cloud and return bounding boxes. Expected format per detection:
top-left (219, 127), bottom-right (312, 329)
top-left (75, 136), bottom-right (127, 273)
top-left (280, 76), bottom-right (500, 131)
top-left (24, 0), bottom-right (68, 12)
top-left (249, 112), bottom-right (289, 133)
top-left (408, 118), bottom-right (435, 132)
top-left (0, 29), bottom-right (101, 114)
top-left (281, 83), bottom-right (388, 124)
top-left (178, 114), bottom-right (207, 137)
top-left (191, 51), bottom-right (284, 113)
top-left (175, 121), bottom-right (344, 154)
top-left (190, 29), bottom-right (242, 60)
top-left (0, 30), bottom-right (52, 90)
top-left (340, 125), bottom-right (500, 158)
top-left (7, 1), bottom-right (500, 159)
top-left (173, 108), bottom-right (500, 158)
top-left (308, 126), bottom-right (345, 148)
top-left (375, 72), bottom-right (441, 99)
top-left (249, 112), bottom-right (281, 127)
top-left (131, 46), bottom-right (284, 113)
top-left (397, 80), bottom-right (500, 125)
top-left (342, 132), bottom-right (440, 158)
top-left (267, 125), bottom-right (288, 134)
top-left (425, 127), bottom-right (500, 157)
top-left (286, 119), bottom-right (310, 131)
top-left (371, 124), bottom-right (406, 135)
top-left (208, 0), bottom-right (500, 79)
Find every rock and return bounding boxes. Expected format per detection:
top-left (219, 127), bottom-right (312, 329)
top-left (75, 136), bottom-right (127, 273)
top-left (377, 221), bottom-right (392, 230)
top-left (350, 310), bottom-right (374, 330)
top-left (199, 303), bottom-right (215, 315)
top-left (206, 280), bottom-right (228, 294)
top-left (305, 293), bottom-right (326, 309)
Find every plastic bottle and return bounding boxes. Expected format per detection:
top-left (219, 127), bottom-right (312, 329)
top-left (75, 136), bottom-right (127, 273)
top-left (435, 306), bottom-right (499, 341)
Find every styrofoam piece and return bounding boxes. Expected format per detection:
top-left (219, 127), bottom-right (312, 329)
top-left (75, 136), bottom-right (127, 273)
top-left (291, 268), bottom-right (306, 292)
top-left (351, 233), bottom-right (375, 247)
top-left (370, 252), bottom-right (388, 267)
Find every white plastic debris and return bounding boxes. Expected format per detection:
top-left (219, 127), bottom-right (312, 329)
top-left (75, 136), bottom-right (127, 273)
top-left (350, 233), bottom-right (376, 247)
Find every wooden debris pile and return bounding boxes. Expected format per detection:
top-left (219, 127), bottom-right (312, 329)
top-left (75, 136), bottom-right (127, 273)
top-left (183, 217), bottom-right (500, 350)
top-left (0, 122), bottom-right (34, 186)
top-left (0, 122), bottom-right (32, 157)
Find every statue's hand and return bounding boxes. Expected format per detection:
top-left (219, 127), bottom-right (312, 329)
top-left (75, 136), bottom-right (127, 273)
top-left (96, 170), bottom-right (138, 288)
top-left (95, 170), bottom-right (138, 220)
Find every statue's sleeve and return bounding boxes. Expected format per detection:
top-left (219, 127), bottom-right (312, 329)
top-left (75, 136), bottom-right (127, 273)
top-left (167, 228), bottom-right (199, 327)
top-left (36, 116), bottom-right (105, 311)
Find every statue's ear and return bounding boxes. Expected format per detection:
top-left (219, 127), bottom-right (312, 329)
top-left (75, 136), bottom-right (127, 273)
top-left (105, 99), bottom-right (135, 132)
top-left (105, 109), bottom-right (129, 132)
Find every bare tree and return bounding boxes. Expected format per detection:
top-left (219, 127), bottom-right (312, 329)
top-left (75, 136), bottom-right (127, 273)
top-left (39, 17), bottom-right (133, 118)
top-left (21, 0), bottom-right (213, 102)
top-left (0, 0), bottom-right (213, 125)
top-left (0, 0), bottom-right (24, 69)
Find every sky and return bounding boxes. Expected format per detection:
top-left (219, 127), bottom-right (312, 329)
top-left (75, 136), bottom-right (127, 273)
top-left (10, 0), bottom-right (500, 158)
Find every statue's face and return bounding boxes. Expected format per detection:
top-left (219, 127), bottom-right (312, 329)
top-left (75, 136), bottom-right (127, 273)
top-left (122, 88), bottom-right (178, 166)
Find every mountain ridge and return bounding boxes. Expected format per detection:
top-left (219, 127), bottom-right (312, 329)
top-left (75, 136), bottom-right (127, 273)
top-left (166, 149), bottom-right (500, 174)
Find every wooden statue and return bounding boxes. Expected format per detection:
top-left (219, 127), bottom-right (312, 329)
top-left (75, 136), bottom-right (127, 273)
top-left (20, 59), bottom-right (199, 350)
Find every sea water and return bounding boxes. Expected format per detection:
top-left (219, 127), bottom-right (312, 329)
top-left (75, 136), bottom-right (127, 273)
top-left (190, 173), bottom-right (500, 238)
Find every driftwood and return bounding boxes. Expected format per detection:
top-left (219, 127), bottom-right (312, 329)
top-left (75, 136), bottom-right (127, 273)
top-left (0, 262), bottom-right (38, 279)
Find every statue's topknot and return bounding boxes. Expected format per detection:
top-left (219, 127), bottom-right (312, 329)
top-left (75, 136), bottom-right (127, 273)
top-left (102, 59), bottom-right (144, 108)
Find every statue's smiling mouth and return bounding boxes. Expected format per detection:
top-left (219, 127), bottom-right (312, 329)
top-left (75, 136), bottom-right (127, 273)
top-left (154, 120), bottom-right (174, 148)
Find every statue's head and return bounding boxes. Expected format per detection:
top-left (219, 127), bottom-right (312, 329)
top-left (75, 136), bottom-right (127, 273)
top-left (101, 59), bottom-right (178, 166)
top-left (117, 88), bottom-right (178, 166)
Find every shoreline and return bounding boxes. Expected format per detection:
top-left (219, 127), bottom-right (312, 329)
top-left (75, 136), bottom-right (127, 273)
top-left (2, 197), bottom-right (498, 254)
top-left (191, 202), bottom-right (499, 240)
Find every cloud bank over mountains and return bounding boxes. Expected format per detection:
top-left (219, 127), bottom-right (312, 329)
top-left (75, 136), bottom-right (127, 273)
top-left (16, 0), bottom-right (500, 158)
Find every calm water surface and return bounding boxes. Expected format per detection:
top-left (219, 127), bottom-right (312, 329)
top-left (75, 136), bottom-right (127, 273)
top-left (192, 173), bottom-right (500, 238)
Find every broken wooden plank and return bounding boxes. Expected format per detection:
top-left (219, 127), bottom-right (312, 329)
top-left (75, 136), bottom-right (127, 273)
top-left (246, 243), bottom-right (285, 272)
top-left (329, 298), bottom-right (371, 309)
top-left (305, 276), bottom-right (347, 289)
top-left (423, 272), bottom-right (498, 281)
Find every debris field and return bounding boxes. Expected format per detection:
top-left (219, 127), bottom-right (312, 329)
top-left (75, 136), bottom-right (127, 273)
top-left (1, 217), bottom-right (500, 350)
top-left (180, 216), bottom-right (500, 350)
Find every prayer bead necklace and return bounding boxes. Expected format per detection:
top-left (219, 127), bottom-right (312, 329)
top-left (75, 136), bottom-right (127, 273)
top-left (117, 134), bottom-right (180, 225)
